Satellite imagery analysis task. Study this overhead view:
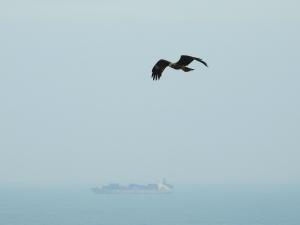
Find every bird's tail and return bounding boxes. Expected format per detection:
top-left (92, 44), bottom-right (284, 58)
top-left (182, 67), bottom-right (194, 72)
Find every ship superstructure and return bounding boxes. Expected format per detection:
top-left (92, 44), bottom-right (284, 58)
top-left (92, 179), bottom-right (173, 194)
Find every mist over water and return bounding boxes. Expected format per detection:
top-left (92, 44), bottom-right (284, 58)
top-left (1, 186), bottom-right (299, 225)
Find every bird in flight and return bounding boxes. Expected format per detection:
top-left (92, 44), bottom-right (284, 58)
top-left (151, 55), bottom-right (208, 80)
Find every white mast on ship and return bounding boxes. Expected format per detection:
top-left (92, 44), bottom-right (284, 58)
top-left (158, 178), bottom-right (171, 192)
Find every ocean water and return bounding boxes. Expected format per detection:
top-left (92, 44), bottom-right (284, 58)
top-left (0, 186), bottom-right (299, 225)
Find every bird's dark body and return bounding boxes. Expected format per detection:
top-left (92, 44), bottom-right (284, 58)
top-left (169, 64), bottom-right (182, 70)
top-left (151, 55), bottom-right (208, 80)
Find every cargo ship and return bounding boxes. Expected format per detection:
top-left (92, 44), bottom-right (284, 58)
top-left (92, 178), bottom-right (173, 194)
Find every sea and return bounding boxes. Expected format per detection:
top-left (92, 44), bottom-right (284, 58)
top-left (0, 186), bottom-right (299, 225)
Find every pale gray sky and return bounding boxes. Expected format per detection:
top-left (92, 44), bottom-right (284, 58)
top-left (1, 0), bottom-right (299, 23)
top-left (0, 0), bottom-right (299, 188)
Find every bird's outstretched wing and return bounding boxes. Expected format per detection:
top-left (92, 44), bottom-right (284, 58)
top-left (152, 59), bottom-right (171, 80)
top-left (175, 55), bottom-right (208, 67)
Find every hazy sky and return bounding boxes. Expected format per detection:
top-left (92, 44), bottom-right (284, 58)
top-left (0, 0), bottom-right (299, 188)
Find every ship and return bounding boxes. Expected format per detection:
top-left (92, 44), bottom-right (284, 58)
top-left (91, 178), bottom-right (173, 194)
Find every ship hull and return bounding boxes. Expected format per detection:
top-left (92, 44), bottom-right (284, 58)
top-left (91, 188), bottom-right (171, 195)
